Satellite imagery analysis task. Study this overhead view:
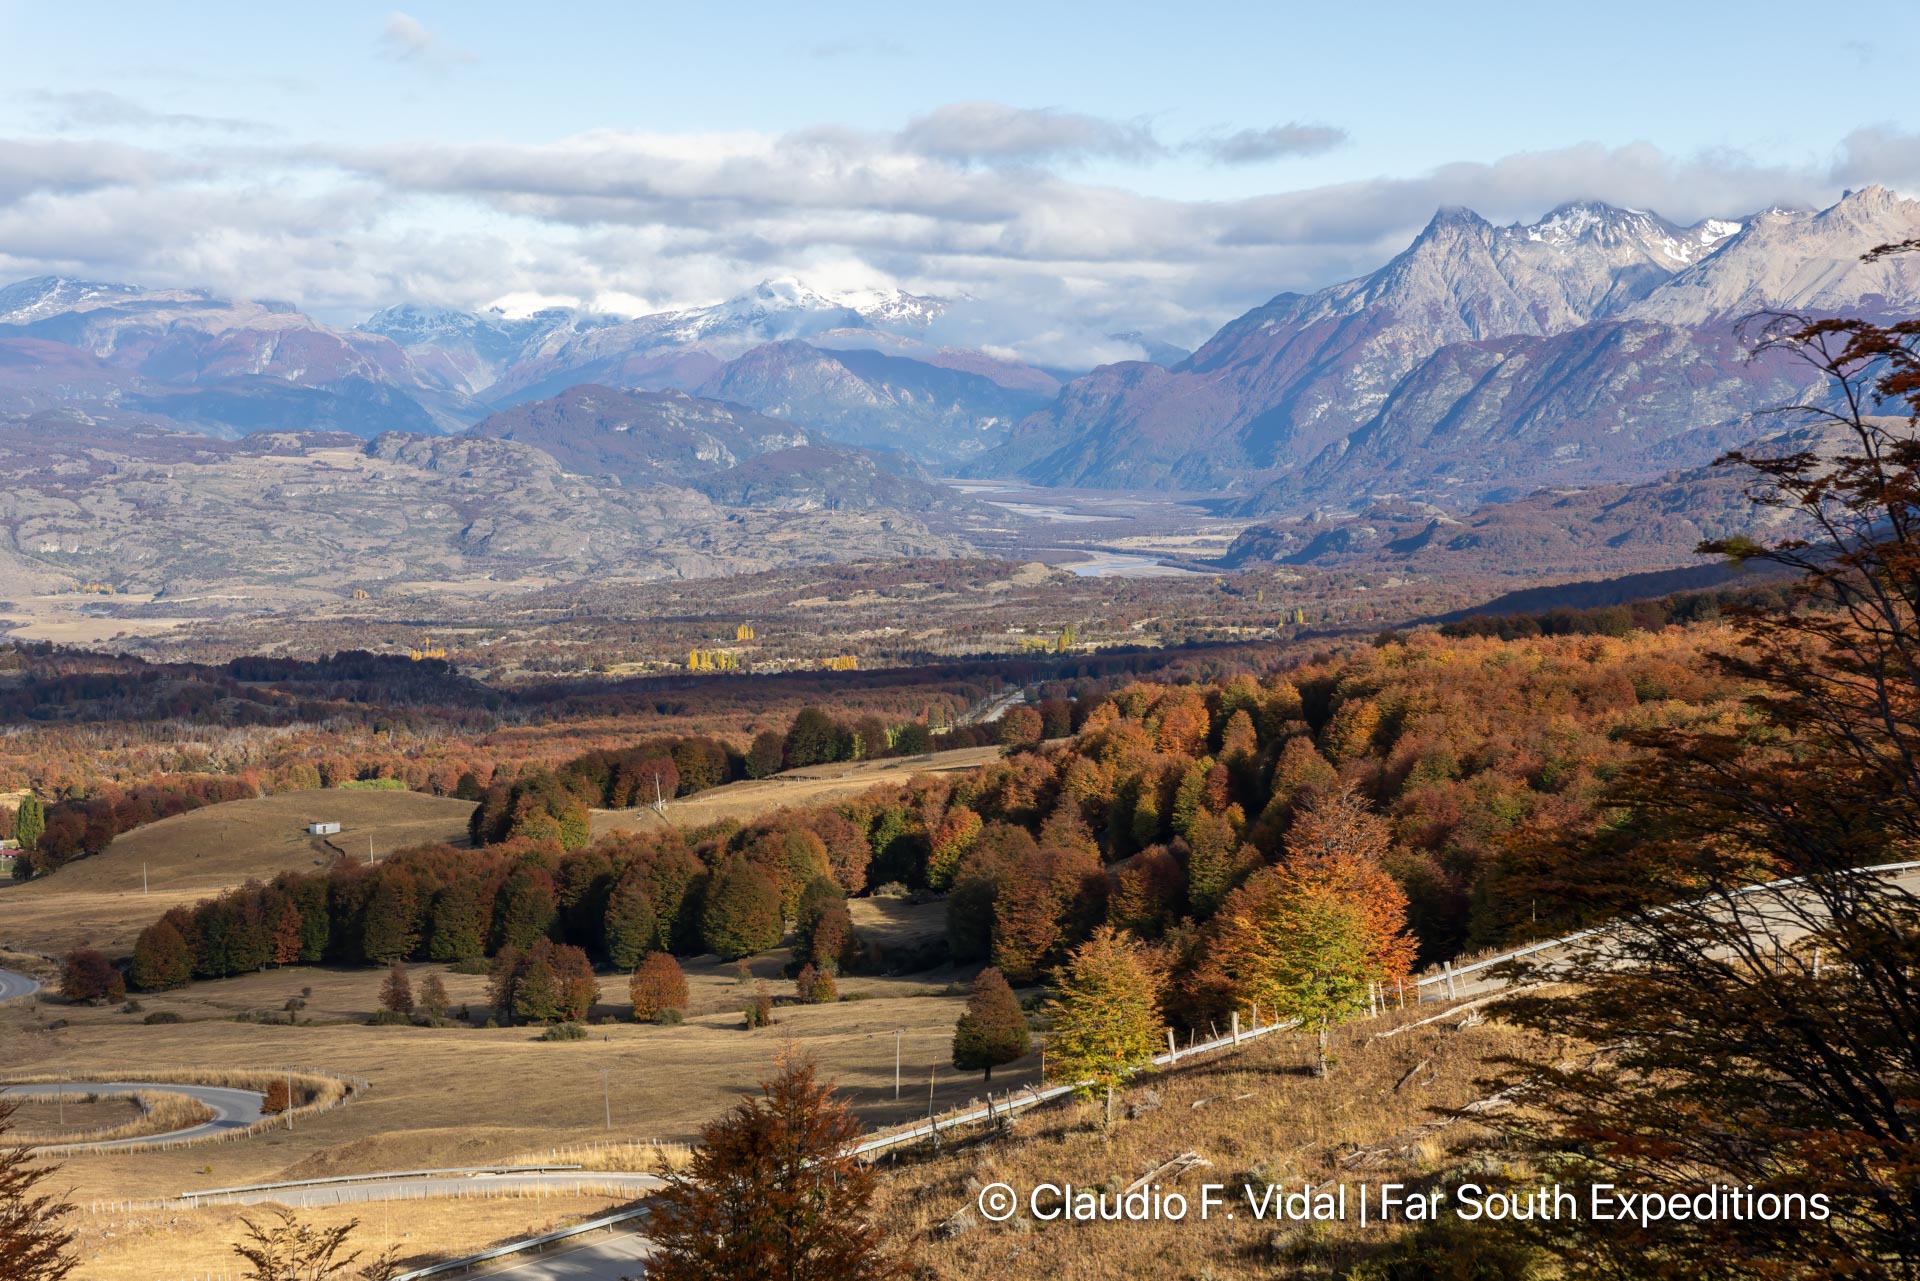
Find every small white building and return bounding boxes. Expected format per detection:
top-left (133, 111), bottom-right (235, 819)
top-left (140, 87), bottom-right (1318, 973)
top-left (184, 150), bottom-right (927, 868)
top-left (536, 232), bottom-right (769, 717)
top-left (307, 821), bottom-right (342, 836)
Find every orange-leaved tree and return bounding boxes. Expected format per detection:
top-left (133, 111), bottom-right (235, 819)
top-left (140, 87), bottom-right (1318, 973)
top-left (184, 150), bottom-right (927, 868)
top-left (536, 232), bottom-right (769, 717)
top-left (1206, 787), bottom-right (1414, 1075)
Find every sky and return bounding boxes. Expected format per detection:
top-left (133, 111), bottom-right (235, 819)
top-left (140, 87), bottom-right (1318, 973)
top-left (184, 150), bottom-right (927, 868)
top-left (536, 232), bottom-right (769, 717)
top-left (1, 1), bottom-right (1916, 362)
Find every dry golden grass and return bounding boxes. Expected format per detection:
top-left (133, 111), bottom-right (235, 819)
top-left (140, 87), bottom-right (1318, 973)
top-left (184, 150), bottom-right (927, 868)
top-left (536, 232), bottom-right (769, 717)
top-left (590, 744), bottom-right (1005, 839)
top-left (6, 1069), bottom-right (355, 1156)
top-left (871, 1004), bottom-right (1550, 1281)
top-left (510, 1138), bottom-right (695, 1174)
top-left (1, 789), bottom-right (475, 955)
top-left (0, 943), bottom-right (995, 1207)
top-left (7, 1091), bottom-right (214, 1146)
top-left (65, 1191), bottom-right (632, 1281)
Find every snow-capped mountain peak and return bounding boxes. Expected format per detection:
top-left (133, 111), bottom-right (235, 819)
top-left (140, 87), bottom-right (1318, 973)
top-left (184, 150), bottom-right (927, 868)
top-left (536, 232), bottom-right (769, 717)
top-left (0, 275), bottom-right (145, 325)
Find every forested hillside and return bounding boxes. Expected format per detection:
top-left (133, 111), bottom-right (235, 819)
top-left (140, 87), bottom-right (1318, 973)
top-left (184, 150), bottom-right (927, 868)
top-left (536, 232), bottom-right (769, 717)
top-left (126, 623), bottom-right (1749, 1009)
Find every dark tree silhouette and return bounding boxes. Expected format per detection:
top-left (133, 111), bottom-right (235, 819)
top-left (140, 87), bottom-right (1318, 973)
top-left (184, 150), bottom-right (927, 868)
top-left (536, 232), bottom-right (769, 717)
top-left (0, 1101), bottom-right (76, 1281)
top-left (1492, 296), bottom-right (1920, 1275)
top-left (643, 1048), bottom-right (903, 1281)
top-left (951, 967), bottom-right (1029, 1081)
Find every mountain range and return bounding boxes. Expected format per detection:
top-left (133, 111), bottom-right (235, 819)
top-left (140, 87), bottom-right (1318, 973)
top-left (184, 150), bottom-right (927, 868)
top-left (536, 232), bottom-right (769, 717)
top-left (1, 185), bottom-right (1915, 552)
top-left (978, 186), bottom-right (1920, 510)
top-left (0, 274), bottom-right (1060, 463)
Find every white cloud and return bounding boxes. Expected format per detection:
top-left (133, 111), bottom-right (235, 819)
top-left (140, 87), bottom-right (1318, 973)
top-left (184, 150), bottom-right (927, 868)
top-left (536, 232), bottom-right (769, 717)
top-left (898, 102), bottom-right (1163, 165)
top-left (29, 90), bottom-right (265, 135)
top-left (1195, 123), bottom-right (1348, 164)
top-left (0, 106), bottom-right (1913, 368)
top-left (380, 11), bottom-right (475, 65)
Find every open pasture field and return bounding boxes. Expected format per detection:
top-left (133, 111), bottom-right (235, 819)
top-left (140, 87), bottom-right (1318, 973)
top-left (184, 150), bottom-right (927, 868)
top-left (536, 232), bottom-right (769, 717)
top-left (0, 789), bottom-right (476, 955)
top-left (1, 915), bottom-right (1007, 1205)
top-left (66, 1191), bottom-right (626, 1281)
top-left (591, 742), bottom-right (1005, 839)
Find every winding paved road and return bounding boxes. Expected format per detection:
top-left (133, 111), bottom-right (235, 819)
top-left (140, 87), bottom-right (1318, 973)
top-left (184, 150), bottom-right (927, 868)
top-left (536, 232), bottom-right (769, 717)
top-left (469, 1229), bottom-right (655, 1280)
top-left (0, 1081), bottom-right (264, 1149)
top-left (0, 967), bottom-right (41, 1003)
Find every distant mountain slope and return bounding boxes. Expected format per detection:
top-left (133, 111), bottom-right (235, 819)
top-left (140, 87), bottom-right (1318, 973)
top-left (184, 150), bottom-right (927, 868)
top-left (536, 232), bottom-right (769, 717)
top-left (383, 277), bottom-right (955, 406)
top-left (1220, 426), bottom-right (1838, 577)
top-left (465, 384), bottom-right (965, 511)
top-left (978, 187), bottom-right (1920, 506)
top-left (0, 276), bottom-right (477, 437)
top-left (693, 340), bottom-right (1050, 462)
top-left (0, 411), bottom-right (969, 598)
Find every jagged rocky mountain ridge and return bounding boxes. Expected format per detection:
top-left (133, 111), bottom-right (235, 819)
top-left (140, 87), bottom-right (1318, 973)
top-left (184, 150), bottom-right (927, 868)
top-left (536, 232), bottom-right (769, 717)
top-left (3, 187), bottom-right (1917, 519)
top-left (977, 186), bottom-right (1920, 510)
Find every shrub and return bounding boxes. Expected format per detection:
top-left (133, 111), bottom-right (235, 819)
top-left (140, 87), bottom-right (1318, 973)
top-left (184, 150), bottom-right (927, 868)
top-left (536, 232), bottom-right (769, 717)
top-left (794, 963), bottom-right (837, 1004)
top-left (143, 1011), bottom-right (184, 1025)
top-left (743, 982), bottom-right (774, 1030)
top-left (540, 1021), bottom-right (589, 1042)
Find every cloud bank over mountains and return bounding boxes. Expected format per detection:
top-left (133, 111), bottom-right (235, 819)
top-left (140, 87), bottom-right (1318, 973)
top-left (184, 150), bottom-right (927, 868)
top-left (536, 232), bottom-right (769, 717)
top-left (0, 85), bottom-right (1914, 364)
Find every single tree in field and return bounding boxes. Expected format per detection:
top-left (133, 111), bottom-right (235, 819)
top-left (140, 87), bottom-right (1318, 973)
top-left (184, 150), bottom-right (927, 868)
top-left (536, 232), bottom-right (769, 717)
top-left (1043, 926), bottom-right (1165, 1126)
top-left (416, 973), bottom-right (451, 1020)
top-left (645, 1048), bottom-right (903, 1281)
top-left (486, 945), bottom-right (523, 1023)
top-left (0, 1100), bottom-right (76, 1281)
top-left (59, 948), bottom-right (123, 1003)
top-left (1209, 872), bottom-right (1377, 1076)
top-left (952, 967), bottom-right (1029, 1082)
top-left (377, 961), bottom-right (414, 1016)
top-left (629, 952), bottom-right (689, 1022)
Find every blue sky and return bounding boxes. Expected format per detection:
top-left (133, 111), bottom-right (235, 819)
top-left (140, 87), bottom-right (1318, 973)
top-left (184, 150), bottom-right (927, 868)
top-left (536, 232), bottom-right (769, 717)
top-left (1, 1), bottom-right (1914, 358)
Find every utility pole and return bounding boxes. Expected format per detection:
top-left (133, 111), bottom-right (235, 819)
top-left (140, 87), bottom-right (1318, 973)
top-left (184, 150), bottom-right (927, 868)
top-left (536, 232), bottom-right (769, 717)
top-left (286, 1072), bottom-right (294, 1131)
top-left (894, 1030), bottom-right (901, 1100)
top-left (142, 863), bottom-right (148, 894)
top-left (368, 835), bottom-right (375, 866)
